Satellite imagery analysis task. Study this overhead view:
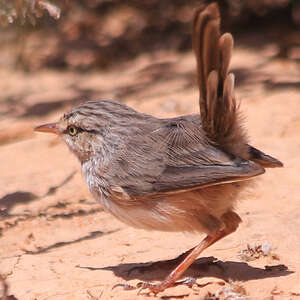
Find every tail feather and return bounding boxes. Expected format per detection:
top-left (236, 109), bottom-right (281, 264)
top-left (193, 3), bottom-right (249, 159)
top-left (248, 145), bottom-right (284, 168)
top-left (219, 33), bottom-right (233, 81)
top-left (193, 3), bottom-right (283, 168)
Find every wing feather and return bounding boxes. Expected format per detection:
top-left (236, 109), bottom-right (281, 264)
top-left (108, 117), bottom-right (264, 197)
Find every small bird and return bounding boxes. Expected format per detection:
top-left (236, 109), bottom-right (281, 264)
top-left (35, 3), bottom-right (283, 294)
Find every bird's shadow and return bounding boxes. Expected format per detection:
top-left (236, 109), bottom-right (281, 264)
top-left (78, 255), bottom-right (293, 283)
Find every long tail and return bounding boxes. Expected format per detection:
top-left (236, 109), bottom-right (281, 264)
top-left (193, 3), bottom-right (249, 159)
top-left (193, 3), bottom-right (283, 168)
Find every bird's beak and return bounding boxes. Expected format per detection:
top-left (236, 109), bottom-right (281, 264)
top-left (34, 122), bottom-right (60, 135)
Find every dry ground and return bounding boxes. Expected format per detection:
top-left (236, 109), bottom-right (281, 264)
top-left (1, 42), bottom-right (300, 299)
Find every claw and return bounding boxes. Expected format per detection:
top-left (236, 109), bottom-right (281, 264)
top-left (112, 281), bottom-right (167, 295)
top-left (136, 282), bottom-right (156, 295)
top-left (136, 281), bottom-right (173, 295)
top-left (179, 277), bottom-right (196, 288)
top-left (112, 283), bottom-right (136, 291)
top-left (113, 278), bottom-right (205, 295)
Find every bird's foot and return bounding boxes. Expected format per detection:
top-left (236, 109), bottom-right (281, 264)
top-left (113, 277), bottom-right (224, 295)
top-left (136, 277), bottom-right (197, 295)
top-left (112, 281), bottom-right (171, 295)
top-left (136, 281), bottom-right (170, 295)
top-left (112, 283), bottom-right (136, 291)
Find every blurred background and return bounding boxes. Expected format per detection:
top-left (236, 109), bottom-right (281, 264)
top-left (0, 0), bottom-right (299, 71)
top-left (1, 0), bottom-right (299, 143)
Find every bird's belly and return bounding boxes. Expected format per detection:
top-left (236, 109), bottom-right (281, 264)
top-left (83, 162), bottom-right (247, 234)
top-left (90, 188), bottom-right (232, 234)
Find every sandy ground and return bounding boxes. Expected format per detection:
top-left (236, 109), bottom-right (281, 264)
top-left (1, 42), bottom-right (300, 300)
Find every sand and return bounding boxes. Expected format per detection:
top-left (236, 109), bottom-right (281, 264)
top-left (1, 44), bottom-right (300, 299)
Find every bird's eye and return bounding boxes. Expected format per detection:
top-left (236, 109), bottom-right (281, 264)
top-left (67, 125), bottom-right (78, 136)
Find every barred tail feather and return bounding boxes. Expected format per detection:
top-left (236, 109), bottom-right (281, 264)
top-left (193, 3), bottom-right (249, 159)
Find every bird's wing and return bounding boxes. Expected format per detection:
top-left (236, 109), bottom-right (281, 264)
top-left (151, 160), bottom-right (263, 195)
top-left (107, 116), bottom-right (264, 198)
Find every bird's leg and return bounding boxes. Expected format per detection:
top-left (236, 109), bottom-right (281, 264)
top-left (139, 211), bottom-right (241, 295)
top-left (127, 245), bottom-right (197, 276)
top-left (138, 234), bottom-right (221, 294)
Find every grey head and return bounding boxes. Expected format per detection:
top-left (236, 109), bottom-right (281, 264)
top-left (34, 99), bottom-right (153, 163)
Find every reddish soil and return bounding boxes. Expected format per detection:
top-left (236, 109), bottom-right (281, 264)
top-left (1, 44), bottom-right (300, 299)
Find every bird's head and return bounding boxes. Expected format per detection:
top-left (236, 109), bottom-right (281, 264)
top-left (34, 100), bottom-right (126, 163)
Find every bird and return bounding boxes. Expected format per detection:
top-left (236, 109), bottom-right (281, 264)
top-left (34, 2), bottom-right (283, 294)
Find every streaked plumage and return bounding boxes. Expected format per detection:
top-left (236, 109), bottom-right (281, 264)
top-left (35, 3), bottom-right (282, 294)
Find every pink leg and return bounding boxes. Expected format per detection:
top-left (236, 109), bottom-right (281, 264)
top-left (140, 211), bottom-right (241, 294)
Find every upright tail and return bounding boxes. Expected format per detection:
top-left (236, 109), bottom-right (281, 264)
top-left (193, 3), bottom-right (283, 168)
top-left (193, 3), bottom-right (248, 158)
